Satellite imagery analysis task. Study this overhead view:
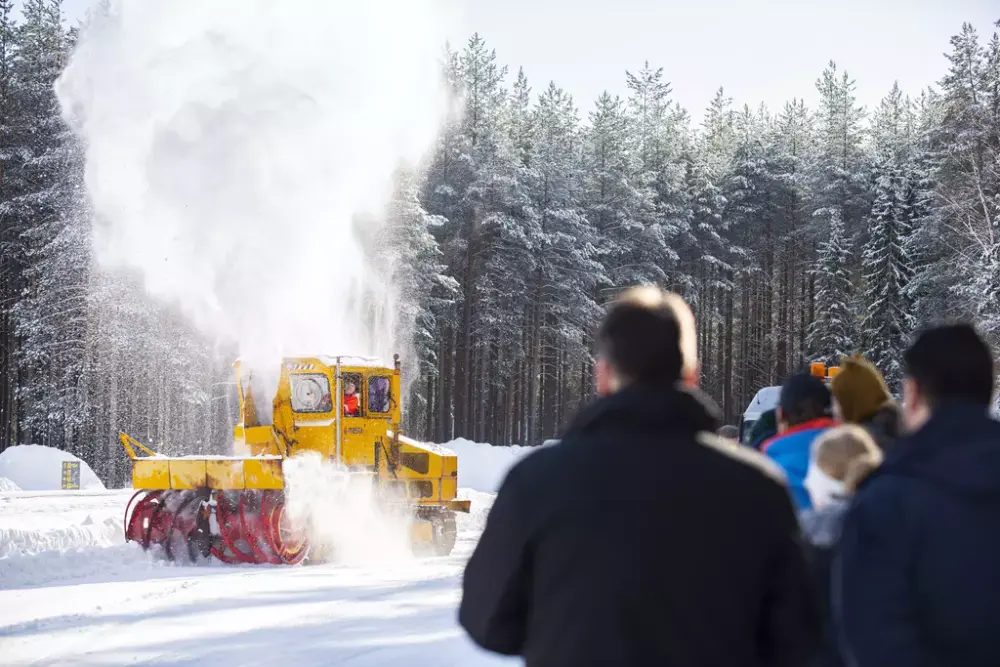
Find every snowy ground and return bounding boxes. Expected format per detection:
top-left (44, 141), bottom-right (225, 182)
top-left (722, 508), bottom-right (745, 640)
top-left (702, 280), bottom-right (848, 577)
top-left (0, 441), bottom-right (535, 666)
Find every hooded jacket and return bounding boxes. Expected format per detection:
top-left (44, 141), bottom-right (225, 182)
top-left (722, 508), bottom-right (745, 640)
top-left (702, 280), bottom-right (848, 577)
top-left (835, 402), bottom-right (1000, 666)
top-left (459, 383), bottom-right (821, 667)
top-left (762, 417), bottom-right (839, 510)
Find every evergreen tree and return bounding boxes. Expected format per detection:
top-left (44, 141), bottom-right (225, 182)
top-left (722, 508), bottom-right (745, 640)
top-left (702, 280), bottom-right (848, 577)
top-left (813, 61), bottom-right (869, 238)
top-left (583, 91), bottom-right (657, 287)
top-left (807, 210), bottom-right (855, 363)
top-left (6, 15), bottom-right (1000, 453)
top-left (624, 62), bottom-right (683, 285)
top-left (525, 82), bottom-right (603, 438)
top-left (0, 0), bottom-right (20, 448)
top-left (860, 84), bottom-right (917, 385)
top-left (6, 0), bottom-right (90, 451)
top-left (381, 167), bottom-right (458, 434)
top-left (932, 23), bottom-right (1000, 334)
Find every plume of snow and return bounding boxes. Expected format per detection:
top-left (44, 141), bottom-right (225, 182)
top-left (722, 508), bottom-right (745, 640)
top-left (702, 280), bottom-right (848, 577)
top-left (282, 452), bottom-right (416, 566)
top-left (55, 0), bottom-right (461, 366)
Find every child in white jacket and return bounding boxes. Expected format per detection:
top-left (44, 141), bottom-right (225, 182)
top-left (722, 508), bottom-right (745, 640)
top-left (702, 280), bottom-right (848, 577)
top-left (800, 424), bottom-right (883, 544)
top-left (799, 424), bottom-right (883, 667)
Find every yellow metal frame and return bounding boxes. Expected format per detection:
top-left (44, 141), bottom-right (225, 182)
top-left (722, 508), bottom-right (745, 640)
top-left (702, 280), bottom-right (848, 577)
top-left (121, 433), bottom-right (284, 491)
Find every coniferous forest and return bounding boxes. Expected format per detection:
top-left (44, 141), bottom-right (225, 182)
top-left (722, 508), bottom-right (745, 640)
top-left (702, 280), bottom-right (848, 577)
top-left (2, 1), bottom-right (999, 485)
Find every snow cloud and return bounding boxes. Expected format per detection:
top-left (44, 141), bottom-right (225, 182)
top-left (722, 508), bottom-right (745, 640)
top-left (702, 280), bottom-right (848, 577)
top-left (55, 0), bottom-right (458, 364)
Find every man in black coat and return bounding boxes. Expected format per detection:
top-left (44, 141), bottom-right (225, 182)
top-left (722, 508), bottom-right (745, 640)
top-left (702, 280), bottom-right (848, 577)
top-left (459, 286), bottom-right (821, 667)
top-left (836, 324), bottom-right (1000, 666)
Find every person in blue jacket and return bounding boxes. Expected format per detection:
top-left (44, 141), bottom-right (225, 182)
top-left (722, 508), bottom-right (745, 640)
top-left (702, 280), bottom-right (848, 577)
top-left (835, 324), bottom-right (1000, 666)
top-left (761, 373), bottom-right (837, 509)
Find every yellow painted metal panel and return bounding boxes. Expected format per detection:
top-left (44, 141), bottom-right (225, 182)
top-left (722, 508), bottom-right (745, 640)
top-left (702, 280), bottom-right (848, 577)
top-left (245, 425), bottom-right (277, 456)
top-left (133, 459), bottom-right (170, 489)
top-left (440, 476), bottom-right (457, 500)
top-left (442, 499), bottom-right (471, 513)
top-left (440, 454), bottom-right (458, 479)
top-left (390, 371), bottom-right (401, 424)
top-left (206, 460), bottom-right (245, 489)
top-left (244, 458), bottom-right (284, 489)
top-left (169, 460), bottom-right (207, 489)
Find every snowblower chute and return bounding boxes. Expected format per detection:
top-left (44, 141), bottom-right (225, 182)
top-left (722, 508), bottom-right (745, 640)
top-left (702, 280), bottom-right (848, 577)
top-left (121, 354), bottom-right (469, 564)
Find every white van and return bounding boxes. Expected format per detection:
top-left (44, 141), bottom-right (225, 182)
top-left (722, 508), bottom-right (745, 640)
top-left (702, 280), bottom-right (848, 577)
top-left (738, 386), bottom-right (781, 445)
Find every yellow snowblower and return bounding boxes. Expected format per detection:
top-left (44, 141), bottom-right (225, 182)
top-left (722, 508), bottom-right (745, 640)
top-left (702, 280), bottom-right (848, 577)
top-left (121, 354), bottom-right (469, 564)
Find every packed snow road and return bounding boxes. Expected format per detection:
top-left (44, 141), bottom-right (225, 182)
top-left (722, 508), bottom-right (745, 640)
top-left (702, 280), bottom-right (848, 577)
top-left (0, 488), bottom-right (517, 666)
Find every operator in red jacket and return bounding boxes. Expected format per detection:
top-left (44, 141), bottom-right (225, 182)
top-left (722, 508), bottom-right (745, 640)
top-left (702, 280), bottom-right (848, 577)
top-left (343, 380), bottom-right (359, 416)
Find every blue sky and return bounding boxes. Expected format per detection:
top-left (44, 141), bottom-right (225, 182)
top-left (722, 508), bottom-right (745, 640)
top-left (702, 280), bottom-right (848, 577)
top-left (20, 0), bottom-right (1000, 122)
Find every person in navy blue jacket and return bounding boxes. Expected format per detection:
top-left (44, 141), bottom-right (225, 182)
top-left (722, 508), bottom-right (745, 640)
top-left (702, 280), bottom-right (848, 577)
top-left (836, 323), bottom-right (1000, 666)
top-left (761, 374), bottom-right (838, 509)
top-left (459, 286), bottom-right (821, 667)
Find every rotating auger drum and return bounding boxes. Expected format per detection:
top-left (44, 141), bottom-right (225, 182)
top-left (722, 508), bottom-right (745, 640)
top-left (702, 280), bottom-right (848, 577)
top-left (124, 488), bottom-right (308, 565)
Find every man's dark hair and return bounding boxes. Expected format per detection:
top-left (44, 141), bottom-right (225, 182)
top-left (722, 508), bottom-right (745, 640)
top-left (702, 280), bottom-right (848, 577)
top-left (595, 286), bottom-right (692, 386)
top-left (903, 324), bottom-right (995, 407)
top-left (779, 373), bottom-right (832, 426)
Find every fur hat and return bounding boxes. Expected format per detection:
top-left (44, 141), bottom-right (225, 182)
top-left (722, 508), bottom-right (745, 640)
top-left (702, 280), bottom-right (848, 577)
top-left (830, 355), bottom-right (892, 424)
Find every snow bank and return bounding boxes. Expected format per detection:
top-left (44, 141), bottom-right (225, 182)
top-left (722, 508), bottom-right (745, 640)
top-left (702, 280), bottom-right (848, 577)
top-left (0, 488), bottom-right (136, 586)
top-left (0, 445), bottom-right (105, 491)
top-left (442, 439), bottom-right (540, 493)
top-left (0, 515), bottom-right (124, 561)
top-left (0, 477), bottom-right (20, 492)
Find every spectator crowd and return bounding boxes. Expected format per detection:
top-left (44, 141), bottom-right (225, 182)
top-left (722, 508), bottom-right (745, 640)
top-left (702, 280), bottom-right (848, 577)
top-left (458, 285), bottom-right (1000, 667)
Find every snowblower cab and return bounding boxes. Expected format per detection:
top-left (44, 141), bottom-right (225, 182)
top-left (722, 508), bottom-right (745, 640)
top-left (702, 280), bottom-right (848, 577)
top-left (120, 354), bottom-right (467, 565)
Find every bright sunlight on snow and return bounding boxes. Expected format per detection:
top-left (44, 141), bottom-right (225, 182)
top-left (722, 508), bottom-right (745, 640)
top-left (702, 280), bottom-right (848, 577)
top-left (0, 440), bottom-right (532, 665)
top-left (0, 445), bottom-right (105, 492)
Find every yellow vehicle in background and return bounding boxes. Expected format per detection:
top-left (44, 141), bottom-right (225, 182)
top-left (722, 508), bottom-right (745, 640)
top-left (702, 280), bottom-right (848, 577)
top-left (121, 354), bottom-right (469, 564)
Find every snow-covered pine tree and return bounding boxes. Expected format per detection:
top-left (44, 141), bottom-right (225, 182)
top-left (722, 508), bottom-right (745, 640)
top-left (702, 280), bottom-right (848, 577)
top-left (688, 89), bottom-right (735, 400)
top-left (381, 167), bottom-right (459, 437)
top-left (583, 91), bottom-right (658, 289)
top-left (812, 61), bottom-right (869, 239)
top-left (932, 23), bottom-right (1000, 336)
top-left (807, 210), bottom-right (855, 364)
top-left (451, 34), bottom-right (536, 442)
top-left (861, 162), bottom-right (911, 382)
top-left (0, 0), bottom-right (20, 450)
top-left (860, 83), bottom-right (916, 386)
top-left (624, 62), bottom-right (681, 287)
top-left (5, 0), bottom-right (93, 454)
top-left (526, 81), bottom-right (603, 438)
top-left (769, 99), bottom-right (816, 378)
top-left (723, 105), bottom-right (798, 394)
top-left (904, 89), bottom-right (949, 328)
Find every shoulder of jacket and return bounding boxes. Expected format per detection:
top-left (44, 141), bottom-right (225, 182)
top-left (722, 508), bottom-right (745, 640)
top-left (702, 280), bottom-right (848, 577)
top-left (848, 472), bottom-right (914, 524)
top-left (498, 440), bottom-right (562, 487)
top-left (696, 431), bottom-right (789, 487)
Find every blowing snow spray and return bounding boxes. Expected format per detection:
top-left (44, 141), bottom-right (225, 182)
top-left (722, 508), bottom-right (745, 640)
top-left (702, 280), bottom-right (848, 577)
top-left (55, 0), bottom-right (463, 565)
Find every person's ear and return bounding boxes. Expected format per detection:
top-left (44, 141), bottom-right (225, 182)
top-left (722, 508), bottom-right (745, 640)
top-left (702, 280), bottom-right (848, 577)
top-left (902, 375), bottom-right (930, 432)
top-left (776, 406), bottom-right (787, 432)
top-left (595, 356), bottom-right (615, 395)
top-left (681, 362), bottom-right (699, 388)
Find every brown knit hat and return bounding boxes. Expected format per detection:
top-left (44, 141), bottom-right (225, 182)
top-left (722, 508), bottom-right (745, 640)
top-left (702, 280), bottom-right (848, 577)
top-left (830, 355), bottom-right (892, 424)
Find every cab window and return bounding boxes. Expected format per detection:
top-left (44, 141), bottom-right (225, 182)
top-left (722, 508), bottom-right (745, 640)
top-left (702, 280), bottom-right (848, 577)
top-left (290, 373), bottom-right (332, 413)
top-left (368, 375), bottom-right (391, 413)
top-left (342, 373), bottom-right (362, 417)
